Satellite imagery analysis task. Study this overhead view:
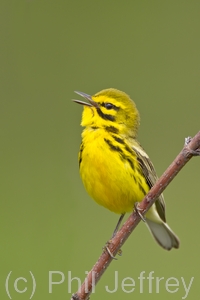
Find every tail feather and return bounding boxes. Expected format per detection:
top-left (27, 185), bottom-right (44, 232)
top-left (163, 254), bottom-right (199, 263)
top-left (146, 219), bottom-right (180, 250)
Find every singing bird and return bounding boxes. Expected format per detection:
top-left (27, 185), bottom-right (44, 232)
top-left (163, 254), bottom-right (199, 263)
top-left (73, 88), bottom-right (179, 250)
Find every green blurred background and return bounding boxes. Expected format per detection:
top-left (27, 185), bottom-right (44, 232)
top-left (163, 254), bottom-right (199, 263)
top-left (1, 1), bottom-right (200, 299)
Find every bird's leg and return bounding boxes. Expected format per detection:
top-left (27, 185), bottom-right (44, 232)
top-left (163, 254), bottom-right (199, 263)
top-left (111, 213), bottom-right (125, 238)
top-left (103, 213), bottom-right (125, 259)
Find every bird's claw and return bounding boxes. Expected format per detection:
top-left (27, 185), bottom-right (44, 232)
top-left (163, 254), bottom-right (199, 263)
top-left (103, 241), bottom-right (117, 260)
top-left (103, 240), bottom-right (122, 259)
top-left (134, 202), bottom-right (146, 222)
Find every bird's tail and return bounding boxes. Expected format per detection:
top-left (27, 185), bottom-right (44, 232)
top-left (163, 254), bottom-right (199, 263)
top-left (146, 219), bottom-right (180, 250)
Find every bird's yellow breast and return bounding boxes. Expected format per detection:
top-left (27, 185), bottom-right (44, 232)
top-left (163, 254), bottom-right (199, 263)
top-left (79, 128), bottom-right (149, 214)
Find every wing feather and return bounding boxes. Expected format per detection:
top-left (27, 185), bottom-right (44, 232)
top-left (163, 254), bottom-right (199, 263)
top-left (132, 145), bottom-right (166, 222)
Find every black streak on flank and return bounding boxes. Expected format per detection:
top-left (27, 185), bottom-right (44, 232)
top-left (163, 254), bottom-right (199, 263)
top-left (131, 173), bottom-right (137, 183)
top-left (104, 138), bottom-right (135, 172)
top-left (112, 135), bottom-right (125, 144)
top-left (79, 143), bottom-right (84, 167)
top-left (97, 108), bottom-right (115, 122)
top-left (104, 138), bottom-right (123, 154)
top-left (138, 182), bottom-right (146, 196)
top-left (125, 145), bottom-right (134, 155)
top-left (127, 158), bottom-right (135, 171)
top-left (104, 126), bottom-right (119, 134)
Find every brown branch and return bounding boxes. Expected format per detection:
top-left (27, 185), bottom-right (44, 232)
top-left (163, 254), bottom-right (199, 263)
top-left (71, 132), bottom-right (200, 300)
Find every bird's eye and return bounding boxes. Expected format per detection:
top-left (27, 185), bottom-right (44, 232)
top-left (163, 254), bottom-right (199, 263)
top-left (104, 103), bottom-right (114, 110)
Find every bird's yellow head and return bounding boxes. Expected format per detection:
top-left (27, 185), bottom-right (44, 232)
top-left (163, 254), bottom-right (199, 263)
top-left (73, 88), bottom-right (140, 137)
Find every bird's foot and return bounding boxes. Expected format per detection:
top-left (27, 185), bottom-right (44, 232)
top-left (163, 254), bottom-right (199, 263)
top-left (103, 240), bottom-right (122, 259)
top-left (134, 202), bottom-right (146, 222)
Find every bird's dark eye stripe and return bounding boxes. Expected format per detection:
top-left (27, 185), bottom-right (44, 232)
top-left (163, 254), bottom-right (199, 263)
top-left (101, 102), bottom-right (120, 111)
top-left (97, 108), bottom-right (115, 122)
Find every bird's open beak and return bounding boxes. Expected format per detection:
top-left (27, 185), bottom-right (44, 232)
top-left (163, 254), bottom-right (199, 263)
top-left (73, 91), bottom-right (99, 108)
